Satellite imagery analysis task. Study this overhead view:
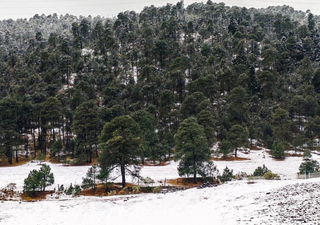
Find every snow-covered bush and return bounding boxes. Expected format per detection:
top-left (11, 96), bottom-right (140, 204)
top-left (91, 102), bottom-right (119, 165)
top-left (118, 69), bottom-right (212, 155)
top-left (218, 166), bottom-right (234, 182)
top-left (263, 172), bottom-right (280, 180)
top-left (253, 164), bottom-right (270, 176)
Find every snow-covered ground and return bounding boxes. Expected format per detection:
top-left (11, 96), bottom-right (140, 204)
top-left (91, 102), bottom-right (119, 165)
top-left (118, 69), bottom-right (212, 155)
top-left (1, 148), bottom-right (320, 225)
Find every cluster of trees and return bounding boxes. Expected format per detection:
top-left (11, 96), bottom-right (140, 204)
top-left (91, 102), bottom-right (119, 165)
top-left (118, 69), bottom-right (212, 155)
top-left (1, 1), bottom-right (320, 181)
top-left (23, 164), bottom-right (54, 193)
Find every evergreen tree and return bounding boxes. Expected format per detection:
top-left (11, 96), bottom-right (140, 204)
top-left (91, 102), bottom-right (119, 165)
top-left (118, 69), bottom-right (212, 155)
top-left (82, 165), bottom-right (99, 191)
top-left (131, 110), bottom-right (156, 162)
top-left (219, 139), bottom-right (232, 159)
top-left (72, 101), bottom-right (101, 163)
top-left (99, 116), bottom-right (142, 188)
top-left (24, 164), bottom-right (54, 193)
top-left (272, 141), bottom-right (285, 159)
top-left (0, 97), bottom-right (19, 165)
top-left (174, 117), bottom-right (211, 184)
top-left (228, 124), bottom-right (249, 157)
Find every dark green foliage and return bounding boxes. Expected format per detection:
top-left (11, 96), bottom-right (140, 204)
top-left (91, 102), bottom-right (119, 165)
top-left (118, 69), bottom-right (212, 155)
top-left (65, 183), bottom-right (82, 196)
top-left (253, 164), bottom-right (270, 176)
top-left (65, 184), bottom-right (74, 195)
top-left (50, 139), bottom-right (63, 159)
top-left (272, 141), bottom-right (285, 159)
top-left (271, 108), bottom-right (291, 142)
top-left (72, 101), bottom-right (101, 163)
top-left (198, 161), bottom-right (219, 181)
top-left (197, 109), bottom-right (216, 145)
top-left (0, 97), bottom-right (19, 165)
top-left (131, 110), bottom-right (156, 161)
top-left (303, 150), bottom-right (312, 160)
top-left (1, 3), bottom-right (320, 166)
top-left (299, 160), bottom-right (320, 174)
top-left (82, 165), bottom-right (99, 191)
top-left (228, 125), bottom-right (249, 157)
top-left (24, 170), bottom-right (41, 193)
top-left (219, 139), bottom-right (232, 159)
top-left (174, 117), bottom-right (211, 184)
top-left (38, 164), bottom-right (55, 191)
top-left (24, 164), bottom-right (54, 193)
top-left (99, 116), bottom-right (142, 188)
top-left (218, 166), bottom-right (234, 182)
top-left (263, 172), bottom-right (280, 180)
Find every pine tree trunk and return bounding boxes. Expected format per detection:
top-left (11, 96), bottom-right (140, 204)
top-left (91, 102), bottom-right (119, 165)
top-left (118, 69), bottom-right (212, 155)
top-left (193, 169), bottom-right (197, 184)
top-left (32, 127), bottom-right (36, 158)
top-left (121, 161), bottom-right (126, 188)
top-left (5, 144), bottom-right (12, 165)
top-left (193, 148), bottom-right (197, 184)
top-left (25, 135), bottom-right (29, 160)
top-left (15, 149), bottom-right (18, 163)
top-left (95, 144), bottom-right (99, 158)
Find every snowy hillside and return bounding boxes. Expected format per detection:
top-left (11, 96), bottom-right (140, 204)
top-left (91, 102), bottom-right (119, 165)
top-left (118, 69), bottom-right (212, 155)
top-left (1, 148), bottom-right (320, 224)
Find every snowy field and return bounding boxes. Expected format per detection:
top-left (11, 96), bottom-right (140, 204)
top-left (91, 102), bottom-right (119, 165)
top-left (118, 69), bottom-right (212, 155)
top-left (1, 147), bottom-right (320, 225)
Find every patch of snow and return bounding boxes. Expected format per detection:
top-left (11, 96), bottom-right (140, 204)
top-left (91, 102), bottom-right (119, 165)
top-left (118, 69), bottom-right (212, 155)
top-left (81, 48), bottom-right (94, 56)
top-left (1, 148), bottom-right (320, 224)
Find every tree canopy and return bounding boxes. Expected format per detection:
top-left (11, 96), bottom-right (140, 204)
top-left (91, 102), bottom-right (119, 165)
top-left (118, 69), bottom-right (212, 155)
top-left (99, 115), bottom-right (142, 188)
top-left (174, 117), bottom-right (211, 184)
top-left (0, 2), bottom-right (319, 170)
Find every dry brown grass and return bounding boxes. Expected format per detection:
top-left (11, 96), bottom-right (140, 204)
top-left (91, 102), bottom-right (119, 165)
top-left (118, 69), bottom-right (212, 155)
top-left (167, 178), bottom-right (217, 188)
top-left (272, 158), bottom-right (286, 161)
top-left (81, 183), bottom-right (139, 196)
top-left (21, 191), bottom-right (53, 201)
top-left (0, 154), bottom-right (29, 167)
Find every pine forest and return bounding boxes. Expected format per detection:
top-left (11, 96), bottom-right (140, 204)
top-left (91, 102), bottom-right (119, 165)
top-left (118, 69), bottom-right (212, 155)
top-left (1, 1), bottom-right (320, 183)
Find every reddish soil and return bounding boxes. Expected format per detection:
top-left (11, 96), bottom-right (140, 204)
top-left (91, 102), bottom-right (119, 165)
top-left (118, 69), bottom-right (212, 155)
top-left (21, 191), bottom-right (53, 201)
top-left (167, 178), bottom-right (218, 188)
top-left (81, 183), bottom-right (155, 196)
top-left (0, 155), bottom-right (29, 167)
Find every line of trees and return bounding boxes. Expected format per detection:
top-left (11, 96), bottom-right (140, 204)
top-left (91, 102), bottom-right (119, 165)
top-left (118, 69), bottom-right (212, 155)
top-left (0, 2), bottom-right (320, 182)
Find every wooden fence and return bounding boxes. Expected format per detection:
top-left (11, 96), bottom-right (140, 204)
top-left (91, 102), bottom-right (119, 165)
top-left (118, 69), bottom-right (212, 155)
top-left (297, 172), bottom-right (320, 179)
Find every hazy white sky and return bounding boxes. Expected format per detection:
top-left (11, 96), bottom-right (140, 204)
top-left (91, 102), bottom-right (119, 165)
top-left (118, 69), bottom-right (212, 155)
top-left (0, 0), bottom-right (319, 20)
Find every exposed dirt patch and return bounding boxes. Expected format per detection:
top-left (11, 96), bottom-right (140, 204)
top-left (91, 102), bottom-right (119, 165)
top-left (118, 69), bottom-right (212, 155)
top-left (21, 191), bottom-right (53, 201)
top-left (167, 178), bottom-right (218, 188)
top-left (272, 158), bottom-right (286, 161)
top-left (81, 183), bottom-right (156, 196)
top-left (0, 155), bottom-right (29, 167)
